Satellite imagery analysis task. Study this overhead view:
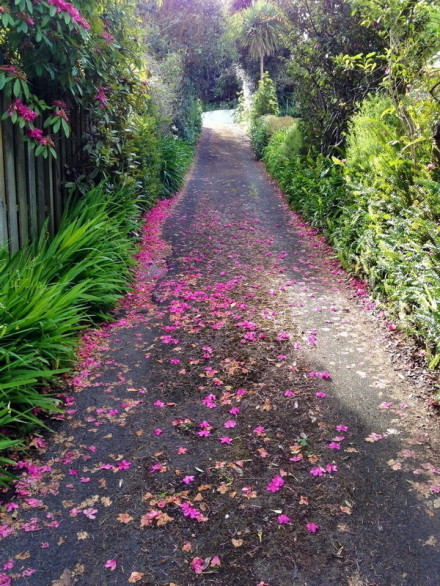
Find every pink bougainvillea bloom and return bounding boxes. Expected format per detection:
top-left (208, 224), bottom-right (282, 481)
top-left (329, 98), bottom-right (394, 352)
top-left (327, 442), bottom-right (341, 450)
top-left (315, 392), bottom-right (327, 398)
top-left (104, 560), bottom-right (117, 570)
top-left (177, 446), bottom-right (188, 454)
top-left (333, 436), bottom-right (345, 442)
top-left (211, 555), bottom-right (221, 567)
top-left (83, 508), bottom-right (98, 519)
top-left (191, 557), bottom-right (205, 574)
top-left (277, 514), bottom-right (291, 524)
top-left (277, 354), bottom-right (287, 360)
top-left (284, 390), bottom-right (295, 397)
top-left (153, 429), bottom-right (164, 436)
top-left (306, 522), bottom-right (320, 533)
top-left (80, 477), bottom-right (90, 483)
top-left (197, 430), bottom-right (211, 437)
top-left (277, 332), bottom-right (290, 341)
top-left (379, 402), bottom-right (393, 409)
top-left (229, 407), bottom-right (240, 415)
top-left (325, 464), bottom-right (339, 473)
top-left (309, 371), bottom-right (331, 379)
top-left (118, 460), bottom-right (132, 470)
top-left (154, 400), bottom-right (165, 407)
top-left (219, 437), bottom-right (233, 444)
top-left (202, 394), bottom-right (217, 408)
top-left (224, 420), bottom-right (236, 428)
top-left (253, 425), bottom-right (265, 435)
top-left (182, 476), bottom-right (195, 484)
top-left (310, 467), bottom-right (325, 477)
top-left (336, 425), bottom-right (348, 432)
top-left (266, 475), bottom-right (285, 492)
top-left (289, 454), bottom-right (303, 462)
top-left (236, 389), bottom-right (247, 396)
top-left (170, 358), bottom-right (181, 364)
top-left (150, 463), bottom-right (166, 473)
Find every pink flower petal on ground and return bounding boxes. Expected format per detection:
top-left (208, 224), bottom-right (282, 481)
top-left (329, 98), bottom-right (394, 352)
top-left (315, 392), bottom-right (327, 398)
top-left (277, 514), bottom-right (291, 524)
top-left (310, 467), bottom-right (325, 477)
top-left (182, 475), bottom-right (195, 484)
top-left (327, 442), bottom-right (341, 450)
top-left (266, 475), bottom-right (285, 492)
top-left (83, 508), bottom-right (98, 519)
top-left (229, 407), bottom-right (240, 415)
top-left (191, 557), bottom-right (205, 574)
top-left (211, 555), bottom-right (221, 567)
top-left (284, 390), bottom-right (295, 397)
top-left (224, 420), bottom-right (236, 428)
top-left (104, 560), bottom-right (117, 570)
top-left (379, 402), bottom-right (393, 409)
top-left (197, 430), bottom-right (211, 437)
top-left (177, 447), bottom-right (188, 454)
top-left (253, 425), bottom-right (265, 435)
top-left (219, 436), bottom-right (233, 444)
top-left (153, 429), bottom-right (164, 436)
top-left (306, 522), bottom-right (320, 533)
top-left (336, 425), bottom-right (348, 432)
top-left (154, 400), bottom-right (165, 407)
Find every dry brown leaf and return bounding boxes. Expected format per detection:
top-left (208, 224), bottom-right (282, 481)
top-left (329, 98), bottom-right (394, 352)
top-left (117, 513), bottom-right (134, 524)
top-left (128, 572), bottom-right (145, 583)
top-left (182, 541), bottom-right (192, 552)
top-left (198, 484), bottom-right (212, 491)
top-left (101, 497), bottom-right (112, 507)
top-left (231, 538), bottom-right (243, 547)
top-left (51, 569), bottom-right (74, 586)
top-left (77, 532), bottom-right (89, 540)
top-left (194, 493), bottom-right (203, 502)
top-left (217, 483), bottom-right (229, 494)
top-left (340, 506), bottom-right (352, 515)
top-left (15, 551), bottom-right (31, 560)
top-left (156, 513), bottom-right (174, 526)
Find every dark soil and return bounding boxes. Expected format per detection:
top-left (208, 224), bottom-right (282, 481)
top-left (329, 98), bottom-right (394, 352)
top-left (0, 120), bottom-right (439, 586)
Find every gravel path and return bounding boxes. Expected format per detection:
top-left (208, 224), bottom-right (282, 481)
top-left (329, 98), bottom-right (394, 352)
top-left (0, 118), bottom-right (439, 586)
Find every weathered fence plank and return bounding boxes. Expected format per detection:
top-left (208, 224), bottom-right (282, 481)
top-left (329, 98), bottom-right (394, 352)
top-left (0, 96), bottom-right (86, 253)
top-left (0, 118), bottom-right (8, 249)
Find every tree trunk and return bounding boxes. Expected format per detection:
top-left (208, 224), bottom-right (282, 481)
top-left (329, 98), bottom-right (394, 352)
top-left (260, 53), bottom-right (264, 79)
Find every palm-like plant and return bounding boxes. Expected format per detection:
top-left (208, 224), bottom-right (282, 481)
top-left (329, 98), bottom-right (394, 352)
top-left (238, 0), bottom-right (285, 79)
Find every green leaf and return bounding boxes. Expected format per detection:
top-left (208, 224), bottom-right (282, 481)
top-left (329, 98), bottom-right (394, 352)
top-left (61, 119), bottom-right (70, 138)
top-left (13, 78), bottom-right (21, 97)
top-left (53, 118), bottom-right (61, 134)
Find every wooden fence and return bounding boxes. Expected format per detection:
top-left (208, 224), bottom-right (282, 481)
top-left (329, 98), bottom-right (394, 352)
top-left (0, 94), bottom-right (87, 254)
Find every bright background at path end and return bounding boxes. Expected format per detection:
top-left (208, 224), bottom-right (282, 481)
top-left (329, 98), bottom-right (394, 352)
top-left (202, 109), bottom-right (236, 127)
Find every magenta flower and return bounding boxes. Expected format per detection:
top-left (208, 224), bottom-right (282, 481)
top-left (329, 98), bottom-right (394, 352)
top-left (336, 425), bottom-right (348, 432)
top-left (229, 407), bottom-right (240, 415)
top-left (315, 392), bottom-right (327, 398)
top-left (182, 475), bottom-right (195, 484)
top-left (266, 475), bottom-right (285, 492)
top-left (118, 460), bottom-right (132, 470)
top-left (219, 436), bottom-right (233, 444)
top-left (306, 522), bottom-right (320, 533)
top-left (309, 467), bottom-right (325, 477)
top-left (197, 430), bottom-right (211, 437)
top-left (154, 400), bottom-right (165, 407)
top-left (104, 560), bottom-right (117, 570)
top-left (277, 514), bottom-right (291, 524)
top-left (327, 442), bottom-right (340, 450)
top-left (82, 508), bottom-right (98, 519)
top-left (224, 420), bottom-right (236, 428)
top-left (153, 428), bottom-right (163, 436)
top-left (191, 557), bottom-right (205, 574)
top-left (253, 425), bottom-right (265, 435)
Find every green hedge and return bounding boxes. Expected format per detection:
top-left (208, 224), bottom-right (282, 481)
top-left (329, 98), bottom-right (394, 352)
top-left (262, 94), bottom-right (440, 371)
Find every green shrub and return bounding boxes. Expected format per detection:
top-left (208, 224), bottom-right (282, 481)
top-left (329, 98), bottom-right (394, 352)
top-left (0, 183), bottom-right (141, 485)
top-left (124, 115), bottom-right (163, 209)
top-left (160, 137), bottom-right (194, 197)
top-left (252, 73), bottom-right (280, 119)
top-left (262, 91), bottom-right (440, 367)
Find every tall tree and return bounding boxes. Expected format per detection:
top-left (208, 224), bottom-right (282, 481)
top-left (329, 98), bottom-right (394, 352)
top-left (236, 0), bottom-right (285, 79)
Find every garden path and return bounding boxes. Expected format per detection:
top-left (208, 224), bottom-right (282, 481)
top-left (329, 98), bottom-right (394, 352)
top-left (1, 116), bottom-right (439, 586)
